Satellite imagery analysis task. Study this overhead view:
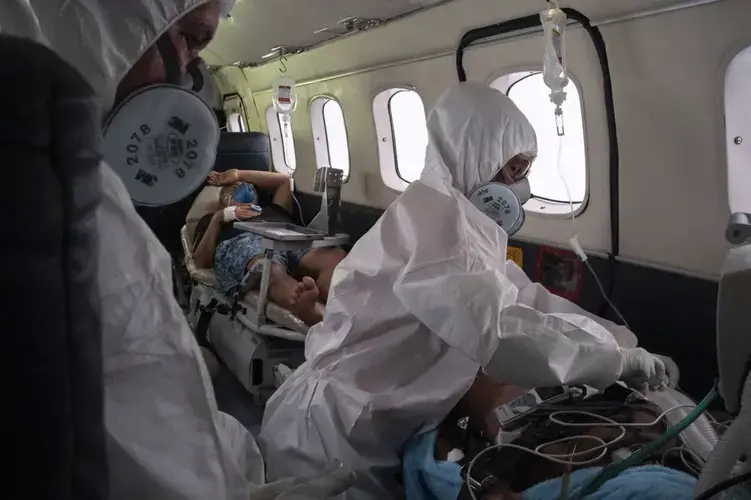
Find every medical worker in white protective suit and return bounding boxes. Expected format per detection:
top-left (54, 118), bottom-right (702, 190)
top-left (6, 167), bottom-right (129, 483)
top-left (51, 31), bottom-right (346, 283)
top-left (0, 1), bottom-right (355, 499)
top-left (259, 82), bottom-right (678, 498)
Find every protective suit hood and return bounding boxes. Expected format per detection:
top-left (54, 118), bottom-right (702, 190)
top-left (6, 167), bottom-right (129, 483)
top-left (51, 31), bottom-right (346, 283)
top-left (0, 0), bottom-right (234, 111)
top-left (421, 82), bottom-right (538, 196)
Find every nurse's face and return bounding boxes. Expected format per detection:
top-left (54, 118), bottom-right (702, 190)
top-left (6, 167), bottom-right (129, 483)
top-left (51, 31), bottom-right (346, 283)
top-left (115, 1), bottom-right (222, 101)
top-left (494, 153), bottom-right (535, 185)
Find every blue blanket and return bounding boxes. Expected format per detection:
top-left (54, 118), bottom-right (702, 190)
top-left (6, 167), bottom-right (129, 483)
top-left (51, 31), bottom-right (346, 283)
top-left (523, 465), bottom-right (696, 500)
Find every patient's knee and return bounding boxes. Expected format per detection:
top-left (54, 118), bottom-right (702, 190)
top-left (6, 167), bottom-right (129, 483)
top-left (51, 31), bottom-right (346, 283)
top-left (313, 247), bottom-right (347, 271)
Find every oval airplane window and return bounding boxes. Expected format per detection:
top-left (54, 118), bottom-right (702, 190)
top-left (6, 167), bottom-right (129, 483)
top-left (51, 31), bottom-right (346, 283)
top-left (227, 112), bottom-right (247, 132)
top-left (373, 88), bottom-right (429, 191)
top-left (310, 97), bottom-right (351, 180)
top-left (492, 72), bottom-right (587, 215)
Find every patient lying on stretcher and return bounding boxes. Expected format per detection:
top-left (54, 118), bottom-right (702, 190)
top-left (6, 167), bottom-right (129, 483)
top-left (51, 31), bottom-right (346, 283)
top-left (192, 168), bottom-right (346, 326)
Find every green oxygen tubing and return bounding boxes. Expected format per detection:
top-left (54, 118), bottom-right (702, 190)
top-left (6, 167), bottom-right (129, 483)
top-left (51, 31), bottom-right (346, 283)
top-left (576, 382), bottom-right (719, 498)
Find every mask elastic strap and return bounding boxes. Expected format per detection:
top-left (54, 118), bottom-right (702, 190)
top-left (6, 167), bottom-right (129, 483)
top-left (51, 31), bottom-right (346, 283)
top-left (185, 59), bottom-right (205, 93)
top-left (156, 34), bottom-right (182, 85)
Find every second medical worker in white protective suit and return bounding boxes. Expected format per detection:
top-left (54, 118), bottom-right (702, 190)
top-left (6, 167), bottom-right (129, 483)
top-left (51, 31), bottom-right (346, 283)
top-left (0, 1), bottom-right (356, 499)
top-left (259, 82), bottom-right (677, 498)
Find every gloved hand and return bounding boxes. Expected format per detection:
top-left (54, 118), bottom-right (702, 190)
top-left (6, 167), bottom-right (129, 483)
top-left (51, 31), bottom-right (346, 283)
top-left (656, 354), bottom-right (680, 388)
top-left (249, 464), bottom-right (356, 500)
top-left (619, 347), bottom-right (670, 391)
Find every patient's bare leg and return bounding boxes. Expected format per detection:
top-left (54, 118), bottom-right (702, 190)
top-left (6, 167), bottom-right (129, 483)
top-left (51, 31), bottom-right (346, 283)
top-left (297, 247), bottom-right (347, 302)
top-left (248, 260), bottom-right (323, 326)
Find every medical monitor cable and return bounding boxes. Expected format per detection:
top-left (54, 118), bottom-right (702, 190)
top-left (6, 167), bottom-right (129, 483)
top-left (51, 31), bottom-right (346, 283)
top-left (466, 411), bottom-right (629, 499)
top-left (576, 382), bottom-right (718, 497)
top-left (694, 471), bottom-right (751, 500)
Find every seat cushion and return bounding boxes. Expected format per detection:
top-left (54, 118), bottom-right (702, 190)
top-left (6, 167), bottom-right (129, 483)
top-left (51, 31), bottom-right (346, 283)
top-left (185, 186), bottom-right (223, 243)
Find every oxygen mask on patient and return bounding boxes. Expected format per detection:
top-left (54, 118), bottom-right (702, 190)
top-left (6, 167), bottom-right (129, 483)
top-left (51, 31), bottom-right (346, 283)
top-left (221, 183), bottom-right (262, 222)
top-left (231, 182), bottom-right (258, 205)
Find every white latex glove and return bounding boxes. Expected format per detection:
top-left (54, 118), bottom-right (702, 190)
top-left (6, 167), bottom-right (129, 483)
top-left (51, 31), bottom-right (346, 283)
top-left (656, 354), bottom-right (680, 388)
top-left (250, 464), bottom-right (356, 500)
top-left (619, 347), bottom-right (669, 391)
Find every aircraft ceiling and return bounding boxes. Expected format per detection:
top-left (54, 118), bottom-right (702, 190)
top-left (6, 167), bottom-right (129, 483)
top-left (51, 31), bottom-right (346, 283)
top-left (203, 0), bottom-right (705, 67)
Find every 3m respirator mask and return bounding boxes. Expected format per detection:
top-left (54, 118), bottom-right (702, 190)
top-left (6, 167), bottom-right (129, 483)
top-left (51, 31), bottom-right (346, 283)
top-left (102, 36), bottom-right (220, 207)
top-left (468, 178), bottom-right (531, 237)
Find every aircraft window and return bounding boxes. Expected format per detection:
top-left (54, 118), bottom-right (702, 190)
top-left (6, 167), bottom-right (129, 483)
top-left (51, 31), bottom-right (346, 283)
top-left (310, 97), bottom-right (351, 180)
top-left (373, 88), bottom-right (429, 191)
top-left (223, 93), bottom-right (249, 133)
top-left (725, 45), bottom-right (751, 213)
top-left (265, 105), bottom-right (296, 174)
top-left (491, 72), bottom-right (587, 215)
top-left (226, 112), bottom-right (247, 132)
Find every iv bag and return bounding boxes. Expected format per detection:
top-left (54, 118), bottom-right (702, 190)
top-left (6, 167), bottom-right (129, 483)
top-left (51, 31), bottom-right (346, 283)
top-left (540, 7), bottom-right (569, 95)
top-left (272, 76), bottom-right (297, 138)
top-left (272, 76), bottom-right (297, 116)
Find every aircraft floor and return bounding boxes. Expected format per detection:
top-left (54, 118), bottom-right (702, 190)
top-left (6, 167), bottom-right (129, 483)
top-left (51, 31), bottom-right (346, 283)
top-left (212, 362), bottom-right (265, 436)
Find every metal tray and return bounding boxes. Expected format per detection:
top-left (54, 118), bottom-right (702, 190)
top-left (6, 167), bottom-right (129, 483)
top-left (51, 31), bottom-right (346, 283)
top-left (234, 221), bottom-right (326, 241)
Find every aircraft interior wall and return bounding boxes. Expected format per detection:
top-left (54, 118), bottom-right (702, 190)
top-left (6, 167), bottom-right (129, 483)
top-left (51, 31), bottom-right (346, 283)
top-left (208, 0), bottom-right (750, 400)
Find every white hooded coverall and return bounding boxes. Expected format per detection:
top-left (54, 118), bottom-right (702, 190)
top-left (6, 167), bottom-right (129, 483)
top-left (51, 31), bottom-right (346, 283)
top-left (0, 2), bottom-right (277, 499)
top-left (259, 83), bottom-right (640, 498)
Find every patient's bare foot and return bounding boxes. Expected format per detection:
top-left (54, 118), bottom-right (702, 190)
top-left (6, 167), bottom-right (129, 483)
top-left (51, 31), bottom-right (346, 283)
top-left (291, 277), bottom-right (324, 326)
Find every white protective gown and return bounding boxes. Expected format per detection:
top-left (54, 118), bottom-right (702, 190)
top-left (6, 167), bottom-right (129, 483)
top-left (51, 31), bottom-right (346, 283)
top-left (259, 83), bottom-right (638, 498)
top-left (0, 2), bottom-right (265, 499)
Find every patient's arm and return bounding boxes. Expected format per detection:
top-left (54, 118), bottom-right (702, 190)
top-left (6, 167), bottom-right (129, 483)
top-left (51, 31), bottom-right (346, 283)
top-left (236, 170), bottom-right (290, 193)
top-left (237, 170), bottom-right (293, 213)
top-left (211, 169), bottom-right (294, 214)
top-left (193, 211), bottom-right (222, 269)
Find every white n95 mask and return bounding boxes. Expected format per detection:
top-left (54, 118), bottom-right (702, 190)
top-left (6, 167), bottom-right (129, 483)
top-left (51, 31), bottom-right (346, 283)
top-left (468, 178), bottom-right (531, 236)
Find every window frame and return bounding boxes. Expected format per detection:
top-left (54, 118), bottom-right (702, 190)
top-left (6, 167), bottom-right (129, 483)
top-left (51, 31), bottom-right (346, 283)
top-left (309, 95), bottom-right (351, 181)
top-left (265, 105), bottom-right (296, 174)
top-left (226, 112), bottom-right (247, 132)
top-left (222, 93), bottom-right (248, 132)
top-left (372, 85), bottom-right (428, 192)
top-left (489, 68), bottom-right (590, 217)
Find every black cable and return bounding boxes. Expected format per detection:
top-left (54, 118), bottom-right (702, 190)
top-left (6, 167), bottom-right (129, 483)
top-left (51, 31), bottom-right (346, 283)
top-left (694, 472), bottom-right (751, 500)
top-left (532, 194), bottom-right (585, 205)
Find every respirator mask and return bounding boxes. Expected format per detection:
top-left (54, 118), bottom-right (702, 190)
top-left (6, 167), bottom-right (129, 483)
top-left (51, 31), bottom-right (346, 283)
top-left (102, 35), bottom-right (220, 207)
top-left (468, 155), bottom-right (533, 237)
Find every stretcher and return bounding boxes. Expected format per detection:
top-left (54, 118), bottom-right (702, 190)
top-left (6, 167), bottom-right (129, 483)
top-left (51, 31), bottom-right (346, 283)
top-left (182, 166), bottom-right (348, 404)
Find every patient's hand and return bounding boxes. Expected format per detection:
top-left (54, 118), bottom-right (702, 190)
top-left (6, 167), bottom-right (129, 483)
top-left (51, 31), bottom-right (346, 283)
top-left (455, 373), bottom-right (528, 441)
top-left (208, 169), bottom-right (239, 186)
top-left (235, 203), bottom-right (261, 221)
